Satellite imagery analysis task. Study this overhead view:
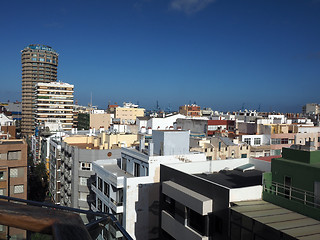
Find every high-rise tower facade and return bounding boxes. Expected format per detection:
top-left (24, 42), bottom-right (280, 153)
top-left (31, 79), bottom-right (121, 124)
top-left (21, 44), bottom-right (58, 136)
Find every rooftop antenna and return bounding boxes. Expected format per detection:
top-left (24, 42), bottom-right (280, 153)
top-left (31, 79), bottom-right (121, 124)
top-left (90, 92), bottom-right (93, 108)
top-left (241, 103), bottom-right (245, 111)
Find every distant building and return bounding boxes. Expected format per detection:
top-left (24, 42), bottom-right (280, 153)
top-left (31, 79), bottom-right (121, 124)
top-left (302, 103), bottom-right (320, 115)
top-left (21, 44), bottom-right (58, 136)
top-left (90, 111), bottom-right (112, 130)
top-left (114, 102), bottom-right (145, 125)
top-left (179, 104), bottom-right (201, 117)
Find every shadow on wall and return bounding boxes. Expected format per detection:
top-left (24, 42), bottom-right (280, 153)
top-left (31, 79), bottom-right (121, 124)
top-left (135, 182), bottom-right (160, 240)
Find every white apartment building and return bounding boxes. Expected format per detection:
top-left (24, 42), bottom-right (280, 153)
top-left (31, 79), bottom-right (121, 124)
top-left (91, 130), bottom-right (206, 240)
top-left (35, 81), bottom-right (74, 131)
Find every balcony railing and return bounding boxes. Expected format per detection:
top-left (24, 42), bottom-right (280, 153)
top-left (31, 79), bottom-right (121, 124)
top-left (263, 179), bottom-right (320, 208)
top-left (0, 195), bottom-right (133, 240)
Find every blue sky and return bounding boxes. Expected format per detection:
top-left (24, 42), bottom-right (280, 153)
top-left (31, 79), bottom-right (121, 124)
top-left (0, 0), bottom-right (319, 112)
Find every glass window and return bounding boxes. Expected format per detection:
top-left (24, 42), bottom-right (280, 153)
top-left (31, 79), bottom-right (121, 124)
top-left (98, 198), bottom-right (102, 211)
top-left (14, 184), bottom-right (24, 194)
top-left (244, 138), bottom-right (251, 145)
top-left (0, 171), bottom-right (4, 180)
top-left (79, 192), bottom-right (87, 201)
top-left (254, 138), bottom-right (261, 145)
top-left (104, 181), bottom-right (109, 197)
top-left (0, 189), bottom-right (4, 195)
top-left (80, 162), bottom-right (91, 171)
top-left (79, 177), bottom-right (88, 186)
top-left (8, 151), bottom-right (21, 160)
top-left (98, 177), bottom-right (103, 191)
top-left (187, 208), bottom-right (206, 236)
top-left (32, 58), bottom-right (37, 61)
top-left (39, 58), bottom-right (45, 62)
top-left (10, 168), bottom-right (18, 178)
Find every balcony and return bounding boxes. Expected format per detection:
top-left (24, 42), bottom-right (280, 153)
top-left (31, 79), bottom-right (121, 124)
top-left (0, 195), bottom-right (133, 240)
top-left (263, 176), bottom-right (320, 221)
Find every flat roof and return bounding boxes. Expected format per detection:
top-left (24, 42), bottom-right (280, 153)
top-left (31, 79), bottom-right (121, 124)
top-left (102, 164), bottom-right (134, 178)
top-left (231, 200), bottom-right (320, 239)
top-left (194, 169), bottom-right (263, 188)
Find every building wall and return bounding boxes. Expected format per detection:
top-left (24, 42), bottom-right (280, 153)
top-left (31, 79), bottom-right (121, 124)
top-left (176, 118), bottom-right (208, 136)
top-left (90, 113), bottom-right (112, 130)
top-left (153, 130), bottom-right (190, 156)
top-left (147, 114), bottom-right (186, 131)
top-left (0, 140), bottom-right (27, 200)
top-left (115, 107), bottom-right (145, 124)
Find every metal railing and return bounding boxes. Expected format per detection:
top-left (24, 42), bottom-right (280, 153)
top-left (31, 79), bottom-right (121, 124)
top-left (263, 180), bottom-right (320, 208)
top-left (0, 195), bottom-right (133, 240)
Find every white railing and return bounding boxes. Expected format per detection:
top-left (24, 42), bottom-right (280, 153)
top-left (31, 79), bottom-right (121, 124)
top-left (263, 180), bottom-right (320, 208)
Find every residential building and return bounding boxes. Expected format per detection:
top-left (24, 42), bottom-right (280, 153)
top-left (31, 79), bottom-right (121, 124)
top-left (59, 140), bottom-right (121, 210)
top-left (240, 134), bottom-right (271, 157)
top-left (159, 158), bottom-right (270, 240)
top-left (176, 118), bottom-right (208, 137)
top-left (0, 139), bottom-right (28, 238)
top-left (21, 44), bottom-right (58, 136)
top-left (90, 111), bottom-right (112, 130)
top-left (179, 104), bottom-right (201, 117)
top-left (114, 103), bottom-right (145, 125)
top-left (210, 136), bottom-right (250, 160)
top-left (207, 120), bottom-right (235, 136)
top-left (263, 143), bottom-right (320, 221)
top-left (91, 130), bottom-right (206, 239)
top-left (228, 143), bottom-right (320, 240)
top-left (302, 103), bottom-right (320, 115)
top-left (35, 81), bottom-right (74, 132)
top-left (0, 139), bottom-right (27, 199)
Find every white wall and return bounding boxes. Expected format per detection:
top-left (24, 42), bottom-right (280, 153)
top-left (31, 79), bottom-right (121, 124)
top-left (147, 114), bottom-right (186, 130)
top-left (229, 185), bottom-right (263, 203)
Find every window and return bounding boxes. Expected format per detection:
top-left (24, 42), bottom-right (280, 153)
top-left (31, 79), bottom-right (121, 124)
top-left (14, 185), bottom-right (24, 194)
top-left (39, 58), bottom-right (45, 62)
top-left (0, 171), bottom-right (4, 180)
top-left (10, 168), bottom-right (18, 178)
top-left (98, 177), bottom-right (103, 191)
top-left (8, 151), bottom-right (21, 160)
top-left (32, 57), bottom-right (37, 61)
top-left (0, 153), bottom-right (7, 160)
top-left (281, 138), bottom-right (288, 144)
top-left (244, 138), bottom-right (251, 145)
top-left (271, 139), bottom-right (281, 145)
top-left (254, 138), bottom-right (261, 145)
top-left (0, 189), bottom-right (4, 195)
top-left (98, 199), bottom-right (102, 211)
top-left (80, 162), bottom-right (91, 171)
top-left (187, 208), bottom-right (206, 236)
top-left (79, 177), bottom-right (88, 186)
top-left (134, 162), bottom-right (140, 177)
top-left (208, 125), bottom-right (218, 131)
top-left (241, 154), bottom-right (247, 158)
top-left (104, 181), bottom-right (109, 197)
top-left (79, 192), bottom-right (87, 201)
top-left (163, 194), bottom-right (175, 216)
top-left (104, 204), bottom-right (109, 213)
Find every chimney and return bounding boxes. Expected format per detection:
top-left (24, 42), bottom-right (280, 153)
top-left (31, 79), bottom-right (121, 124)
top-left (148, 142), bottom-right (154, 156)
top-left (140, 137), bottom-right (145, 152)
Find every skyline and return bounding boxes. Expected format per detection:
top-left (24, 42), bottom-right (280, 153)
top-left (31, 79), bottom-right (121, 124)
top-left (0, 0), bottom-right (320, 112)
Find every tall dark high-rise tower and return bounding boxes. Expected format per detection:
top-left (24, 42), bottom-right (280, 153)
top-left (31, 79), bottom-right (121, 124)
top-left (21, 44), bottom-right (58, 136)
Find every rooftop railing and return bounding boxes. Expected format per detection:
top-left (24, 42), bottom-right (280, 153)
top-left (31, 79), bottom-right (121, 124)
top-left (0, 195), bottom-right (133, 240)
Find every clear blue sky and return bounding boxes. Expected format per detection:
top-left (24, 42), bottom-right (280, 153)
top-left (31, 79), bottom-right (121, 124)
top-left (0, 0), bottom-right (319, 113)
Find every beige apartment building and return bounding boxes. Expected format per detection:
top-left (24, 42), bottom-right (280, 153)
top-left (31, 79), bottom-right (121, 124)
top-left (64, 131), bottom-right (139, 149)
top-left (21, 44), bottom-right (58, 136)
top-left (114, 103), bottom-right (145, 124)
top-left (35, 82), bottom-right (74, 131)
top-left (90, 112), bottom-right (112, 130)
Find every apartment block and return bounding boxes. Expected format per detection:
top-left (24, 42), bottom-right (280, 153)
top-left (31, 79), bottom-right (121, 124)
top-left (179, 104), bottom-right (201, 117)
top-left (35, 81), bottom-right (74, 131)
top-left (91, 130), bottom-right (206, 239)
top-left (159, 158), bottom-right (270, 240)
top-left (114, 103), bottom-right (145, 125)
